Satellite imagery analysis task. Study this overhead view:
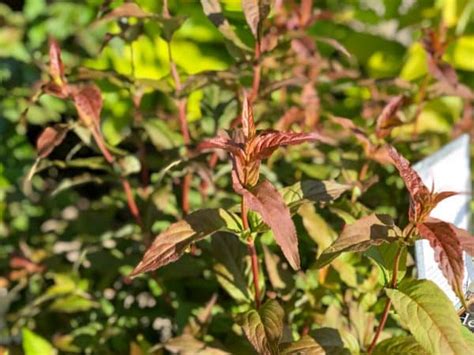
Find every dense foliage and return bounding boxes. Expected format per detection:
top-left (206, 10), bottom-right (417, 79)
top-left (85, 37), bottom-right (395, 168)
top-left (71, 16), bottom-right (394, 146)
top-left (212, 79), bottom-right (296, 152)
top-left (1, 0), bottom-right (474, 354)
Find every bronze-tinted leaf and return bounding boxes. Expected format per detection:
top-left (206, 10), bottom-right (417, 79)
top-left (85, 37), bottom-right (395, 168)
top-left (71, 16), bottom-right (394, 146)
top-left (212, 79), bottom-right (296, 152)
top-left (49, 39), bottom-right (66, 87)
top-left (234, 178), bottom-right (300, 270)
top-left (280, 335), bottom-right (325, 355)
top-left (71, 85), bottom-right (103, 129)
top-left (388, 146), bottom-right (430, 222)
top-left (36, 125), bottom-right (69, 159)
top-left (242, 0), bottom-right (271, 39)
top-left (417, 219), bottom-right (465, 301)
top-left (439, 220), bottom-right (474, 256)
top-left (251, 131), bottom-right (323, 161)
top-left (130, 209), bottom-right (240, 276)
top-left (375, 95), bottom-right (405, 139)
top-left (315, 214), bottom-right (400, 268)
top-left (196, 134), bottom-right (244, 158)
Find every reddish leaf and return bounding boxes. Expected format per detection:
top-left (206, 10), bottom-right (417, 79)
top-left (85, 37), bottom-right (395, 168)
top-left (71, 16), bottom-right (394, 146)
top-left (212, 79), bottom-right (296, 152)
top-left (388, 146), bottom-right (430, 222)
top-left (196, 134), bottom-right (244, 158)
top-left (444, 221), bottom-right (474, 256)
top-left (71, 85), bottom-right (103, 129)
top-left (301, 83), bottom-right (320, 127)
top-left (130, 209), bottom-right (239, 276)
top-left (36, 125), bottom-right (69, 158)
top-left (242, 96), bottom-right (256, 140)
top-left (233, 176), bottom-right (300, 270)
top-left (417, 219), bottom-right (465, 301)
top-left (432, 191), bottom-right (458, 206)
top-left (49, 39), bottom-right (66, 87)
top-left (251, 131), bottom-right (324, 160)
top-left (375, 95), bottom-right (405, 139)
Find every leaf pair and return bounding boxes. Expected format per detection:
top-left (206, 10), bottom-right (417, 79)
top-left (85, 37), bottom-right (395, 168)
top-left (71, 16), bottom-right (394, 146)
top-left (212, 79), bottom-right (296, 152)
top-left (389, 146), bottom-right (473, 303)
top-left (198, 97), bottom-right (327, 270)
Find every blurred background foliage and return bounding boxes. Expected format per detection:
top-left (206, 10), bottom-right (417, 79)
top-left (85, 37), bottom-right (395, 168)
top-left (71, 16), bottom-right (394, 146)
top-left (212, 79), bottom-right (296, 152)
top-left (0, 0), bottom-right (473, 354)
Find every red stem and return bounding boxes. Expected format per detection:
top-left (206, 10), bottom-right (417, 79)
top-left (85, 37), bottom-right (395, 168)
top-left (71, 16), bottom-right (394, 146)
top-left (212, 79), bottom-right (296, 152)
top-left (242, 195), bottom-right (261, 309)
top-left (250, 42), bottom-right (262, 103)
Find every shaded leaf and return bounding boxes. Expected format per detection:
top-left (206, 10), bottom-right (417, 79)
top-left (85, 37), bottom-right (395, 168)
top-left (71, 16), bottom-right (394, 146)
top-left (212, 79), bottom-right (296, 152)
top-left (279, 335), bottom-right (325, 354)
top-left (49, 294), bottom-right (97, 313)
top-left (449, 223), bottom-right (474, 255)
top-left (417, 219), bottom-right (465, 301)
top-left (130, 209), bottom-right (241, 276)
top-left (365, 242), bottom-right (407, 285)
top-left (236, 179), bottom-right (300, 270)
top-left (281, 180), bottom-right (351, 213)
top-left (36, 125), bottom-right (69, 159)
top-left (315, 214), bottom-right (400, 268)
top-left (237, 299), bottom-right (284, 355)
top-left (165, 334), bottom-right (229, 355)
top-left (373, 336), bottom-right (428, 355)
top-left (262, 244), bottom-right (294, 294)
top-left (386, 279), bottom-right (470, 354)
top-left (299, 203), bottom-right (337, 256)
top-left (211, 233), bottom-right (254, 303)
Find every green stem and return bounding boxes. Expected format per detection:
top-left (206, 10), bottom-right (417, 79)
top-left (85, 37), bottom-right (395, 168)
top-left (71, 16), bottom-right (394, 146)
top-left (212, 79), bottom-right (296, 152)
top-left (242, 195), bottom-right (261, 309)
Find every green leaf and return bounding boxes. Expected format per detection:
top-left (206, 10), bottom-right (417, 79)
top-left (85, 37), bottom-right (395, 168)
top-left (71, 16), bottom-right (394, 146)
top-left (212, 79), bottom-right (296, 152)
top-left (298, 203), bottom-right (337, 256)
top-left (280, 335), bottom-right (325, 354)
top-left (22, 328), bottom-right (57, 355)
top-left (386, 279), bottom-right (471, 354)
top-left (365, 242), bottom-right (407, 285)
top-left (237, 299), bottom-right (285, 355)
top-left (49, 294), bottom-right (97, 313)
top-left (211, 233), bottom-right (255, 303)
top-left (131, 209), bottom-right (241, 276)
top-left (315, 214), bottom-right (400, 268)
top-left (373, 336), bottom-right (428, 355)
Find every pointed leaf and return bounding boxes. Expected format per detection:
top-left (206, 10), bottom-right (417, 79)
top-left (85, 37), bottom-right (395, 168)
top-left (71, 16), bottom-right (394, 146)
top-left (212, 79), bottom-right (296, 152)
top-left (386, 279), bottom-right (470, 354)
top-left (373, 336), bottom-right (428, 355)
top-left (280, 335), bottom-right (325, 355)
top-left (388, 146), bottom-right (430, 221)
top-left (236, 179), bottom-right (300, 270)
top-left (315, 214), bottom-right (400, 268)
top-left (241, 0), bottom-right (271, 39)
top-left (49, 39), bottom-right (66, 87)
top-left (237, 299), bottom-right (284, 355)
top-left (130, 209), bottom-right (240, 276)
top-left (251, 131), bottom-right (323, 161)
top-left (242, 96), bottom-right (256, 139)
top-left (450, 223), bottom-right (474, 255)
top-left (71, 85), bottom-right (103, 129)
top-left (196, 134), bottom-right (243, 157)
top-left (36, 125), bottom-right (69, 159)
top-left (418, 219), bottom-right (465, 300)
top-left (375, 95), bottom-right (405, 139)
top-left (22, 328), bottom-right (57, 355)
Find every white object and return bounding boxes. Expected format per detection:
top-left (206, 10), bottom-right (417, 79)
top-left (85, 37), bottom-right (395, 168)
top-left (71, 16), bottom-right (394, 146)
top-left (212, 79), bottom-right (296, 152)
top-left (414, 134), bottom-right (474, 309)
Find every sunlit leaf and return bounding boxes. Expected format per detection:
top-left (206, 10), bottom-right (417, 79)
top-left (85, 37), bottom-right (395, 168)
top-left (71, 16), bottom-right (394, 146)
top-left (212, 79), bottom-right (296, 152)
top-left (373, 336), bottom-right (428, 355)
top-left (280, 335), bottom-right (325, 354)
top-left (386, 279), bottom-right (470, 354)
top-left (36, 125), bottom-right (69, 159)
top-left (241, 0), bottom-right (271, 39)
top-left (22, 328), bottom-right (57, 355)
top-left (375, 95), bottom-right (405, 138)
